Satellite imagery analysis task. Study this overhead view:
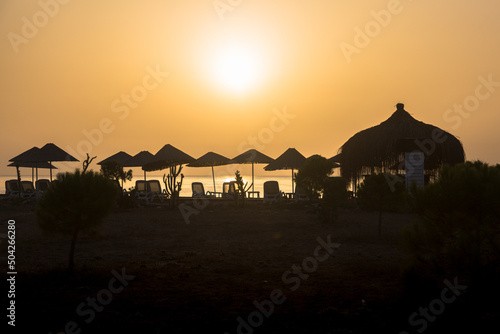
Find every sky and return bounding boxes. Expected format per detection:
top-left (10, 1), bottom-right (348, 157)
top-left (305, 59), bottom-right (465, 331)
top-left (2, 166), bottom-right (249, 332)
top-left (1, 0), bottom-right (500, 178)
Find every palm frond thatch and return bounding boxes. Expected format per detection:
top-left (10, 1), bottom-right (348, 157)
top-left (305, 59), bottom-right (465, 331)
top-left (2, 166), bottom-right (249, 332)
top-left (338, 104), bottom-right (465, 182)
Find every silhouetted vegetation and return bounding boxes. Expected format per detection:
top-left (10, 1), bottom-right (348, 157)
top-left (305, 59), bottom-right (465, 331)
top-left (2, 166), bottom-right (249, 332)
top-left (357, 173), bottom-right (406, 237)
top-left (234, 170), bottom-right (252, 207)
top-left (295, 155), bottom-right (336, 200)
top-left (36, 168), bottom-right (119, 274)
top-left (100, 160), bottom-right (133, 189)
top-left (163, 165), bottom-right (184, 207)
top-left (404, 161), bottom-right (500, 296)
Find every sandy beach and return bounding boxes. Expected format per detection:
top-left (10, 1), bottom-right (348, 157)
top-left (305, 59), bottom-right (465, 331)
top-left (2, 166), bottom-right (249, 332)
top-left (2, 198), bottom-right (492, 333)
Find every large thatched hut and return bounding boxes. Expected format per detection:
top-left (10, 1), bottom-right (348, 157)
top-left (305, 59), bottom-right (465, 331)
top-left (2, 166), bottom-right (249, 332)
top-left (338, 103), bottom-right (465, 188)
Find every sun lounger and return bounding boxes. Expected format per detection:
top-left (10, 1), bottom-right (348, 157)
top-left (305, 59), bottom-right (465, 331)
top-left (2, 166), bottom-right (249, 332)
top-left (263, 181), bottom-right (282, 203)
top-left (148, 180), bottom-right (166, 202)
top-left (35, 179), bottom-right (51, 197)
top-left (135, 180), bottom-right (165, 202)
top-left (21, 181), bottom-right (36, 198)
top-left (294, 184), bottom-right (309, 202)
top-left (192, 182), bottom-right (206, 197)
top-left (5, 180), bottom-right (20, 198)
top-left (222, 181), bottom-right (238, 199)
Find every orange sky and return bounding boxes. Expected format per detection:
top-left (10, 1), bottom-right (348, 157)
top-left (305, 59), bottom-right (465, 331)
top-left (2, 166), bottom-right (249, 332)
top-left (1, 0), bottom-right (500, 177)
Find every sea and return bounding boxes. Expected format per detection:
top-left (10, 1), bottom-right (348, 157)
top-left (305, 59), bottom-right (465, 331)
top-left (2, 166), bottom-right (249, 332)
top-left (0, 173), bottom-right (298, 198)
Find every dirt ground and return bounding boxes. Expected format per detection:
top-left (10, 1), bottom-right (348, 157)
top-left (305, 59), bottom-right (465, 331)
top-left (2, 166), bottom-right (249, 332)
top-left (0, 199), bottom-right (496, 333)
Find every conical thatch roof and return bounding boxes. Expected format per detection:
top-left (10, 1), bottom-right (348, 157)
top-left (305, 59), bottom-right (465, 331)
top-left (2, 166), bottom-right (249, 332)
top-left (143, 144), bottom-right (195, 171)
top-left (264, 148), bottom-right (305, 171)
top-left (231, 149), bottom-right (274, 164)
top-left (339, 104), bottom-right (465, 181)
top-left (39, 143), bottom-right (79, 162)
top-left (123, 151), bottom-right (155, 167)
top-left (9, 146), bottom-right (43, 162)
top-left (97, 151), bottom-right (132, 165)
top-left (187, 152), bottom-right (231, 167)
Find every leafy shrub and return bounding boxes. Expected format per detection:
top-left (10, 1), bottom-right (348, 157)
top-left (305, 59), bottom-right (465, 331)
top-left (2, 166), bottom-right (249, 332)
top-left (404, 161), bottom-right (500, 292)
top-left (36, 169), bottom-right (119, 273)
top-left (295, 155), bottom-right (336, 200)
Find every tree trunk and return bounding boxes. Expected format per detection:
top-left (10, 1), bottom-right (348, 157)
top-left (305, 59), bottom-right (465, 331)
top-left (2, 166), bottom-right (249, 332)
top-left (68, 227), bottom-right (80, 274)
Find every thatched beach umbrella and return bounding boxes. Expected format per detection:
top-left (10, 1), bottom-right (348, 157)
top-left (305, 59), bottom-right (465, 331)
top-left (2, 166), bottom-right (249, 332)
top-left (143, 144), bottom-right (195, 172)
top-left (123, 151), bottom-right (155, 180)
top-left (231, 149), bottom-right (274, 193)
top-left (38, 143), bottom-right (79, 180)
top-left (264, 148), bottom-right (306, 193)
top-left (9, 146), bottom-right (45, 184)
top-left (97, 151), bottom-right (132, 166)
top-left (187, 152), bottom-right (231, 193)
top-left (338, 103), bottom-right (465, 187)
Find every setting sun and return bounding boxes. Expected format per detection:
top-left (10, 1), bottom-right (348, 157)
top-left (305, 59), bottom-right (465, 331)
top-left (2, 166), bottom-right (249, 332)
top-left (208, 40), bottom-right (266, 95)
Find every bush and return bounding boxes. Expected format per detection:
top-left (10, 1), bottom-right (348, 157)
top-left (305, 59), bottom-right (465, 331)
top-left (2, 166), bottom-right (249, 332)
top-left (36, 169), bottom-right (119, 273)
top-left (295, 155), bottom-right (335, 200)
top-left (404, 161), bottom-right (500, 292)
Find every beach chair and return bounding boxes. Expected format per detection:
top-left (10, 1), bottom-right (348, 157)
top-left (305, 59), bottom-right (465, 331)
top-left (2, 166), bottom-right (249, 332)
top-left (222, 181), bottom-right (238, 199)
top-left (135, 180), bottom-right (150, 201)
top-left (294, 184), bottom-right (309, 202)
top-left (147, 180), bottom-right (165, 202)
top-left (21, 181), bottom-right (36, 198)
top-left (192, 182), bottom-right (207, 197)
top-left (5, 180), bottom-right (20, 198)
top-left (263, 181), bottom-right (282, 203)
top-left (35, 179), bottom-right (51, 192)
top-left (35, 179), bottom-right (51, 197)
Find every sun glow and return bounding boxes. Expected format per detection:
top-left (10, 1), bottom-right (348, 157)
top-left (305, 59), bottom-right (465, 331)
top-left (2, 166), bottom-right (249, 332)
top-left (208, 41), bottom-right (266, 95)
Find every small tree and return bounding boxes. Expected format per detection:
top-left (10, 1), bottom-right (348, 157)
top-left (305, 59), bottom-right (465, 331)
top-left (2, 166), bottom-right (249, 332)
top-left (357, 173), bottom-right (406, 237)
top-left (234, 170), bottom-right (252, 207)
top-left (295, 155), bottom-right (335, 200)
top-left (100, 160), bottom-right (133, 189)
top-left (36, 164), bottom-right (119, 273)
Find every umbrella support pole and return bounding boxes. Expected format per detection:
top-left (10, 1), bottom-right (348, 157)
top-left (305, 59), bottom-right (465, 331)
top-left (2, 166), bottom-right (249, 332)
top-left (252, 163), bottom-right (255, 193)
top-left (292, 169), bottom-right (294, 193)
top-left (212, 165), bottom-right (216, 193)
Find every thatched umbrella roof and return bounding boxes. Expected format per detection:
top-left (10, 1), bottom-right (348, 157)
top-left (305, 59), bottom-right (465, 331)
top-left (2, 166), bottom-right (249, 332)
top-left (123, 151), bottom-right (155, 180)
top-left (97, 151), bottom-right (132, 166)
top-left (143, 144), bottom-right (195, 172)
top-left (9, 146), bottom-right (43, 163)
top-left (264, 148), bottom-right (306, 193)
top-left (264, 148), bottom-right (306, 172)
top-left (338, 103), bottom-right (465, 182)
